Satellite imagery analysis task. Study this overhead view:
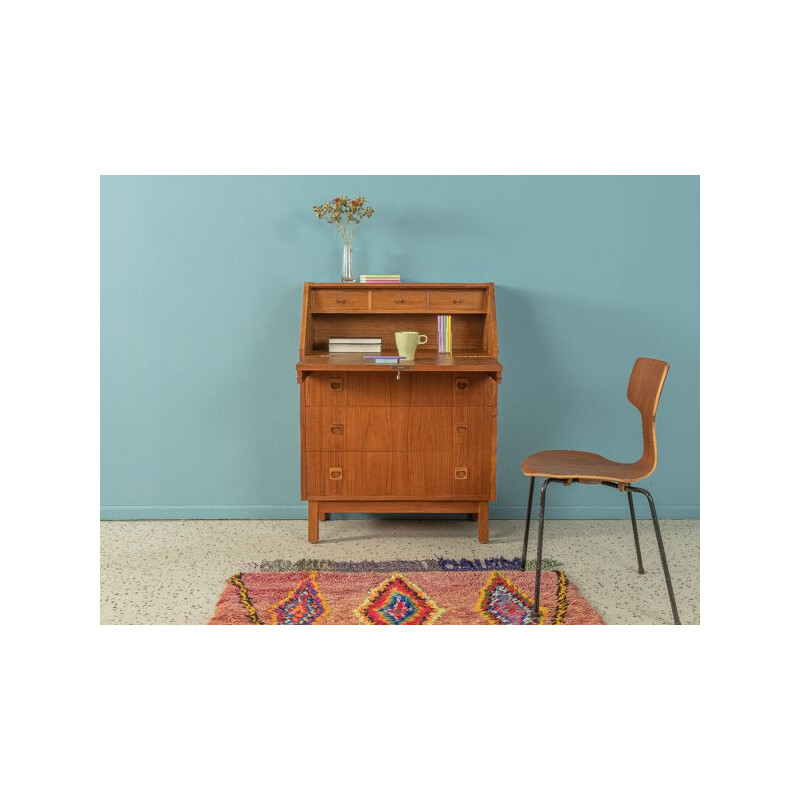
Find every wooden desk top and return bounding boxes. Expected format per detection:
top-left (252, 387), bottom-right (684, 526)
top-left (304, 282), bottom-right (493, 289)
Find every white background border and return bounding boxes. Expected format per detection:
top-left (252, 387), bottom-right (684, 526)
top-left (2, 1), bottom-right (797, 797)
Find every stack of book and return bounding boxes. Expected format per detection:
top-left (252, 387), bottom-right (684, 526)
top-left (328, 337), bottom-right (381, 354)
top-left (359, 274), bottom-right (401, 284)
top-left (437, 315), bottom-right (452, 353)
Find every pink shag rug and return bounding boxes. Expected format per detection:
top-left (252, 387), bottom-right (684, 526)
top-left (209, 558), bottom-right (603, 625)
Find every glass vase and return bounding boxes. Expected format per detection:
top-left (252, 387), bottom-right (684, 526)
top-left (341, 243), bottom-right (355, 283)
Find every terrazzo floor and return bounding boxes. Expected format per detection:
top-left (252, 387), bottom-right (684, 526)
top-left (100, 517), bottom-right (700, 625)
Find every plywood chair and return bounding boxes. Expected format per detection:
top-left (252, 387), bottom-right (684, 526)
top-left (520, 357), bottom-right (681, 624)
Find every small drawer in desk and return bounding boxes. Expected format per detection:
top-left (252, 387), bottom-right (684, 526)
top-left (371, 289), bottom-right (428, 311)
top-left (304, 407), bottom-right (395, 451)
top-left (304, 373), bottom-right (398, 407)
top-left (306, 452), bottom-right (392, 497)
top-left (429, 289), bottom-right (485, 312)
top-left (311, 289), bottom-right (369, 312)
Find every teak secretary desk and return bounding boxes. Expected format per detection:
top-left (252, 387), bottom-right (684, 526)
top-left (297, 282), bottom-right (503, 543)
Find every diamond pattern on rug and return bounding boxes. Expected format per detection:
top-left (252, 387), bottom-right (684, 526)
top-left (477, 571), bottom-right (547, 624)
top-left (210, 569), bottom-right (602, 625)
top-left (356, 573), bottom-right (444, 625)
top-left (272, 574), bottom-right (327, 624)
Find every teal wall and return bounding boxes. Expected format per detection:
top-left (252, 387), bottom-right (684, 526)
top-left (101, 176), bottom-right (699, 519)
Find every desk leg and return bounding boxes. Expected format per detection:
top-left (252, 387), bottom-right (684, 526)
top-left (308, 501), bottom-right (319, 543)
top-left (477, 502), bottom-right (489, 543)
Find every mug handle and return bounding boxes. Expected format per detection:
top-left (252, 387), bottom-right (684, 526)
top-left (418, 334), bottom-right (428, 344)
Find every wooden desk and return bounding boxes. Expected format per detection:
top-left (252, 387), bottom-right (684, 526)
top-left (296, 283), bottom-right (502, 543)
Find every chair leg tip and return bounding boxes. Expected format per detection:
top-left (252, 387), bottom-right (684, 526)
top-left (638, 567), bottom-right (645, 575)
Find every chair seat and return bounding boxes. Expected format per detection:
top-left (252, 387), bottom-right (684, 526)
top-left (520, 449), bottom-right (649, 483)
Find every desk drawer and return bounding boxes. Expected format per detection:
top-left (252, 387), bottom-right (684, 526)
top-left (305, 407), bottom-right (485, 452)
top-left (306, 451), bottom-right (489, 498)
top-left (310, 289), bottom-right (369, 312)
top-left (409, 373), bottom-right (494, 407)
top-left (305, 373), bottom-right (400, 407)
top-left (306, 453), bottom-right (392, 496)
top-left (389, 453), bottom-right (487, 497)
top-left (371, 289), bottom-right (428, 311)
top-left (428, 289), bottom-right (485, 312)
top-left (305, 407), bottom-right (394, 451)
top-left (304, 372), bottom-right (494, 407)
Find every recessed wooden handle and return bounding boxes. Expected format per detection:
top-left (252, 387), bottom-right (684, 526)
top-left (456, 425), bottom-right (468, 435)
top-left (329, 379), bottom-right (343, 391)
top-left (394, 297), bottom-right (404, 303)
top-left (336, 297), bottom-right (346, 303)
top-left (329, 468), bottom-right (343, 480)
top-left (453, 297), bottom-right (463, 304)
top-left (455, 378), bottom-right (469, 391)
top-left (330, 424), bottom-right (344, 435)
top-left (455, 468), bottom-right (468, 480)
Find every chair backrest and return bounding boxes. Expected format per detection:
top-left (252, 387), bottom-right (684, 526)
top-left (627, 357), bottom-right (670, 479)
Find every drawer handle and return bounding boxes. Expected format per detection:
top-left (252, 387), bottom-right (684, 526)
top-left (329, 379), bottom-right (343, 391)
top-left (455, 468), bottom-right (468, 480)
top-left (453, 297), bottom-right (463, 304)
top-left (394, 297), bottom-right (404, 303)
top-left (456, 425), bottom-right (468, 435)
top-left (330, 424), bottom-right (344, 435)
top-left (336, 297), bottom-right (346, 303)
top-left (455, 378), bottom-right (469, 391)
top-left (329, 468), bottom-right (343, 480)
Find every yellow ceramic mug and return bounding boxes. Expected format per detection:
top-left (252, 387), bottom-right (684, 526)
top-left (395, 331), bottom-right (428, 361)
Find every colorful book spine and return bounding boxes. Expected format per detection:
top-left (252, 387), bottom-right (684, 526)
top-left (437, 315), bottom-right (452, 353)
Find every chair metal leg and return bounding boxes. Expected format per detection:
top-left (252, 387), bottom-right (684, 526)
top-left (533, 478), bottom-right (553, 618)
top-left (520, 477), bottom-right (535, 571)
top-left (627, 489), bottom-right (645, 575)
top-left (627, 486), bottom-right (681, 625)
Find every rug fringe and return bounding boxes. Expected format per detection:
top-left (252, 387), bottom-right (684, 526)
top-left (232, 557), bottom-right (562, 573)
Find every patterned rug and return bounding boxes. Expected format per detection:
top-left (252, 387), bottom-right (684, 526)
top-left (209, 558), bottom-right (603, 625)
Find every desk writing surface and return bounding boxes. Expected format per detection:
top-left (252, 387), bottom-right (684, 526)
top-left (296, 353), bottom-right (503, 380)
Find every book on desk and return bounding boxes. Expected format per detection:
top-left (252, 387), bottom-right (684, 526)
top-left (328, 337), bottom-right (381, 353)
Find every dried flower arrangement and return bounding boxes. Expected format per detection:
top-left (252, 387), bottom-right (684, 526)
top-left (312, 196), bottom-right (375, 246)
